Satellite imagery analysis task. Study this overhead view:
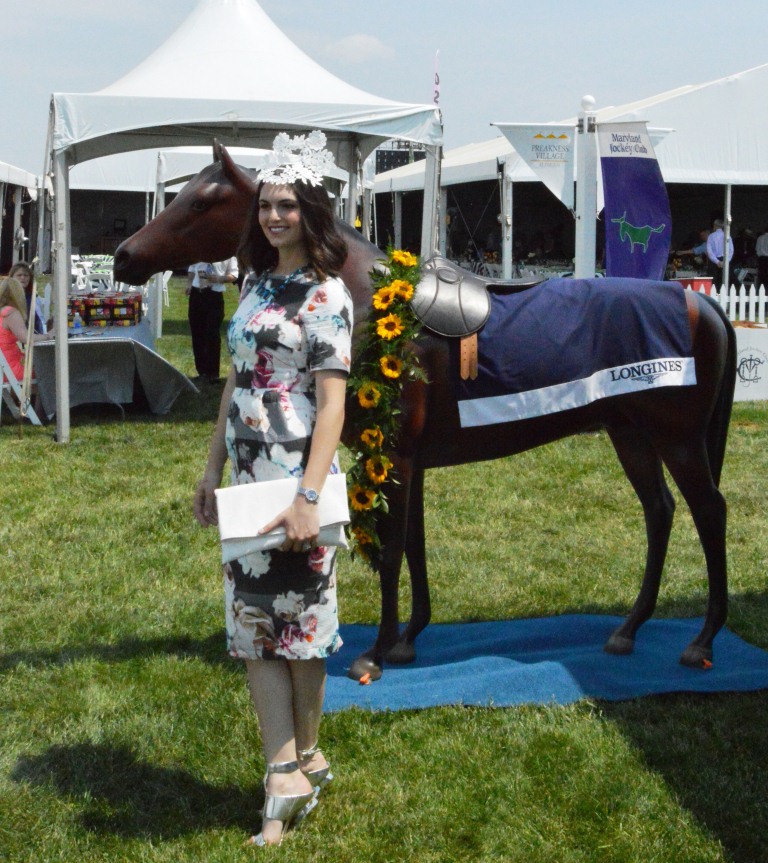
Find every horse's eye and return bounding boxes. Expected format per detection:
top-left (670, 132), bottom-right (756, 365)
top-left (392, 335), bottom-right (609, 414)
top-left (191, 200), bottom-right (209, 213)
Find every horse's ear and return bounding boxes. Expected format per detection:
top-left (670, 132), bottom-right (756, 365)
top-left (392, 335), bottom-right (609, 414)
top-left (216, 140), bottom-right (258, 195)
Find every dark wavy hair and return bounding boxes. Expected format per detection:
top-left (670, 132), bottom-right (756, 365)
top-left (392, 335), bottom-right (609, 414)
top-left (237, 179), bottom-right (347, 282)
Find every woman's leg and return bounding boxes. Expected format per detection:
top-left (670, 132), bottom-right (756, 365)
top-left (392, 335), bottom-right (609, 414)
top-left (246, 659), bottom-right (314, 844)
top-left (289, 658), bottom-right (330, 775)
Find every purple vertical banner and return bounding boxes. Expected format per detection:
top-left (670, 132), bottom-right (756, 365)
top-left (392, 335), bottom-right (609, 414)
top-left (598, 122), bottom-right (671, 280)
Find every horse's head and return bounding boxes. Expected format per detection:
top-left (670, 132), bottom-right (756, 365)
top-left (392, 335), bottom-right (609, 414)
top-left (113, 141), bottom-right (384, 342)
top-left (113, 142), bottom-right (258, 285)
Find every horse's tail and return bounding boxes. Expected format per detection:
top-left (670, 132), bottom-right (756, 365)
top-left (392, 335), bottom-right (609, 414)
top-left (701, 293), bottom-right (737, 487)
top-left (652, 223), bottom-right (666, 234)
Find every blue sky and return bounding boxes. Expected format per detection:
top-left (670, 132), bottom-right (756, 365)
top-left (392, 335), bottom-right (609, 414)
top-left (4, 0), bottom-right (768, 173)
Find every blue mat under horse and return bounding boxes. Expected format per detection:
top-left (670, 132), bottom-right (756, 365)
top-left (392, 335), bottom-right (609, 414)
top-left (324, 616), bottom-right (768, 712)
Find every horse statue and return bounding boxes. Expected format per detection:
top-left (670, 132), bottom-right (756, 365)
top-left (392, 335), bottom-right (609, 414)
top-left (114, 142), bottom-right (736, 682)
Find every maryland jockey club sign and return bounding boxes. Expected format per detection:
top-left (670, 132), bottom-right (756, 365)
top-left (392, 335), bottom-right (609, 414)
top-left (598, 121), bottom-right (671, 280)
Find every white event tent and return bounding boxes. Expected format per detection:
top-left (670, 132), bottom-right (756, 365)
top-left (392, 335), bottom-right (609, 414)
top-left (378, 64), bottom-right (768, 191)
top-left (44, 0), bottom-right (442, 442)
top-left (376, 63), bottom-right (768, 265)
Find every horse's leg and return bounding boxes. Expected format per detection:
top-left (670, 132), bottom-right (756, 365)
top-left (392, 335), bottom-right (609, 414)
top-left (384, 466), bottom-right (430, 665)
top-left (657, 441), bottom-right (728, 667)
top-left (604, 429), bottom-right (676, 655)
top-left (346, 456), bottom-right (415, 682)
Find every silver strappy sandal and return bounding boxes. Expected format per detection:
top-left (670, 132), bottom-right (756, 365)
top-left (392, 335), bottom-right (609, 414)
top-left (245, 760), bottom-right (316, 847)
top-left (298, 743), bottom-right (334, 792)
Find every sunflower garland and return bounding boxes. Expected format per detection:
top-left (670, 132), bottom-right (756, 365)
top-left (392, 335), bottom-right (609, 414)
top-left (346, 248), bottom-right (425, 567)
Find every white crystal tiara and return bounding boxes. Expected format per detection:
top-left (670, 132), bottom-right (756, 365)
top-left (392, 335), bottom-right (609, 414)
top-left (258, 130), bottom-right (337, 187)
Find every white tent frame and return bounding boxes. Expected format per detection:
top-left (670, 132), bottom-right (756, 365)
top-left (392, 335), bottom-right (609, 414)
top-left (44, 0), bottom-right (442, 443)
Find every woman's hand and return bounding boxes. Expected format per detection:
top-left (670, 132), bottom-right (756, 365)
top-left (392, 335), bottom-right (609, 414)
top-left (259, 498), bottom-right (320, 552)
top-left (193, 473), bottom-right (221, 527)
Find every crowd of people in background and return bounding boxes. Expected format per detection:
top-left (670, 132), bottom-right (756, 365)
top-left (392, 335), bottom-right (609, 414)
top-left (673, 217), bottom-right (768, 286)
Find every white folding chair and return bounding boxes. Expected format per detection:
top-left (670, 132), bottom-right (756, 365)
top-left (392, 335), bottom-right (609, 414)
top-left (0, 351), bottom-right (42, 426)
top-left (71, 263), bottom-right (89, 292)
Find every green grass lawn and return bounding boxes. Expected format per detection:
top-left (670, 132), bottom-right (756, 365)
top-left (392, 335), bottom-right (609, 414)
top-left (1, 279), bottom-right (767, 862)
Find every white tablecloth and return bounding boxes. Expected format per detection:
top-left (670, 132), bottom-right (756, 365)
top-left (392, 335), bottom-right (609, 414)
top-left (34, 322), bottom-right (197, 418)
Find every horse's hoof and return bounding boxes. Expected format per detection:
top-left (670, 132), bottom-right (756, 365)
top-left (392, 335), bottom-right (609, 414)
top-left (347, 654), bottom-right (383, 682)
top-left (384, 640), bottom-right (416, 665)
top-left (679, 644), bottom-right (713, 669)
top-left (603, 633), bottom-right (635, 655)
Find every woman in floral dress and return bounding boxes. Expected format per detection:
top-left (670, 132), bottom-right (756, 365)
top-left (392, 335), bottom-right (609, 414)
top-left (193, 132), bottom-right (352, 847)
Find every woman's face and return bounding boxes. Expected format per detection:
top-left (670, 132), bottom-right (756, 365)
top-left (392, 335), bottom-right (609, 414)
top-left (257, 184), bottom-right (305, 255)
top-left (11, 268), bottom-right (31, 290)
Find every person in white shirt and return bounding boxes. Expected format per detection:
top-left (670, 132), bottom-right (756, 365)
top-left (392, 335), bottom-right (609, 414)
top-left (705, 219), bottom-right (734, 287)
top-left (755, 227), bottom-right (768, 289)
top-left (186, 258), bottom-right (238, 382)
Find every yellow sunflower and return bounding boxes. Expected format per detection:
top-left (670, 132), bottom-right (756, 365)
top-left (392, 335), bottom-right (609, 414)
top-left (379, 355), bottom-right (403, 379)
top-left (391, 249), bottom-right (418, 267)
top-left (360, 426), bottom-right (384, 449)
top-left (365, 455), bottom-right (393, 485)
top-left (390, 279), bottom-right (414, 302)
top-left (376, 313), bottom-right (404, 340)
top-left (351, 526), bottom-right (374, 546)
top-left (357, 382), bottom-right (381, 408)
top-left (349, 485), bottom-right (377, 511)
top-left (372, 286), bottom-right (397, 310)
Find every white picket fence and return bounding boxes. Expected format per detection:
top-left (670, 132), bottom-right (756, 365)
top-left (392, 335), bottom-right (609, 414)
top-left (690, 283), bottom-right (768, 325)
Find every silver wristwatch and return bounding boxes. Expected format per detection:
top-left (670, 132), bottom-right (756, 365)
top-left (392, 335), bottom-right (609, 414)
top-left (297, 486), bottom-right (320, 504)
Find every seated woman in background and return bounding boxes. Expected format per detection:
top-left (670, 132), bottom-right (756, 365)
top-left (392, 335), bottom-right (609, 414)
top-left (0, 277), bottom-right (45, 382)
top-left (9, 262), bottom-right (47, 334)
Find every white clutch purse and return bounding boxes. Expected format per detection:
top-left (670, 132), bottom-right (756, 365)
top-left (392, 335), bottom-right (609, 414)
top-left (214, 473), bottom-right (350, 563)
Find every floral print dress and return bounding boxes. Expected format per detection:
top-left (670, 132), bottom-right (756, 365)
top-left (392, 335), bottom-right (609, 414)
top-left (223, 267), bottom-right (353, 660)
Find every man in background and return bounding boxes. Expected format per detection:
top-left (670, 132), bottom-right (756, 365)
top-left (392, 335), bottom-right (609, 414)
top-left (186, 258), bottom-right (238, 383)
top-left (706, 219), bottom-right (734, 288)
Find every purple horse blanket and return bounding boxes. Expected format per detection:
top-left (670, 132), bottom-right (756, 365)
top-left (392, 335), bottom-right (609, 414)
top-left (454, 278), bottom-right (695, 428)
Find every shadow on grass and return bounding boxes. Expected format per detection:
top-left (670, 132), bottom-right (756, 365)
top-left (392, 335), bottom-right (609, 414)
top-left (53, 378), bottom-right (222, 428)
top-left (2, 590), bottom-right (767, 674)
top-left (0, 632), bottom-right (229, 673)
top-left (11, 742), bottom-right (261, 839)
top-left (601, 690), bottom-right (768, 863)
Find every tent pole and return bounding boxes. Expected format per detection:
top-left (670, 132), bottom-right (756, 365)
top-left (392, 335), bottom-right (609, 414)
top-left (438, 187), bottom-right (448, 256)
top-left (344, 143), bottom-right (359, 227)
top-left (574, 96), bottom-right (598, 278)
top-left (393, 193), bottom-right (403, 249)
top-left (723, 184), bottom-right (732, 289)
top-left (150, 154), bottom-right (167, 340)
top-left (420, 144), bottom-right (441, 259)
top-left (362, 186), bottom-right (372, 241)
top-left (500, 159), bottom-right (513, 279)
top-left (12, 186), bottom-right (23, 265)
top-left (52, 147), bottom-right (72, 444)
top-left (372, 187), bottom-right (379, 247)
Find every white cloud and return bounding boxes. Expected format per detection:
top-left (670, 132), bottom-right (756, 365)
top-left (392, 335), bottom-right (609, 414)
top-left (322, 34), bottom-right (394, 66)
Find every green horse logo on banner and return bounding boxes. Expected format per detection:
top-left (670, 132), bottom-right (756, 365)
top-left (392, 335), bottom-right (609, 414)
top-left (611, 212), bottom-right (666, 253)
